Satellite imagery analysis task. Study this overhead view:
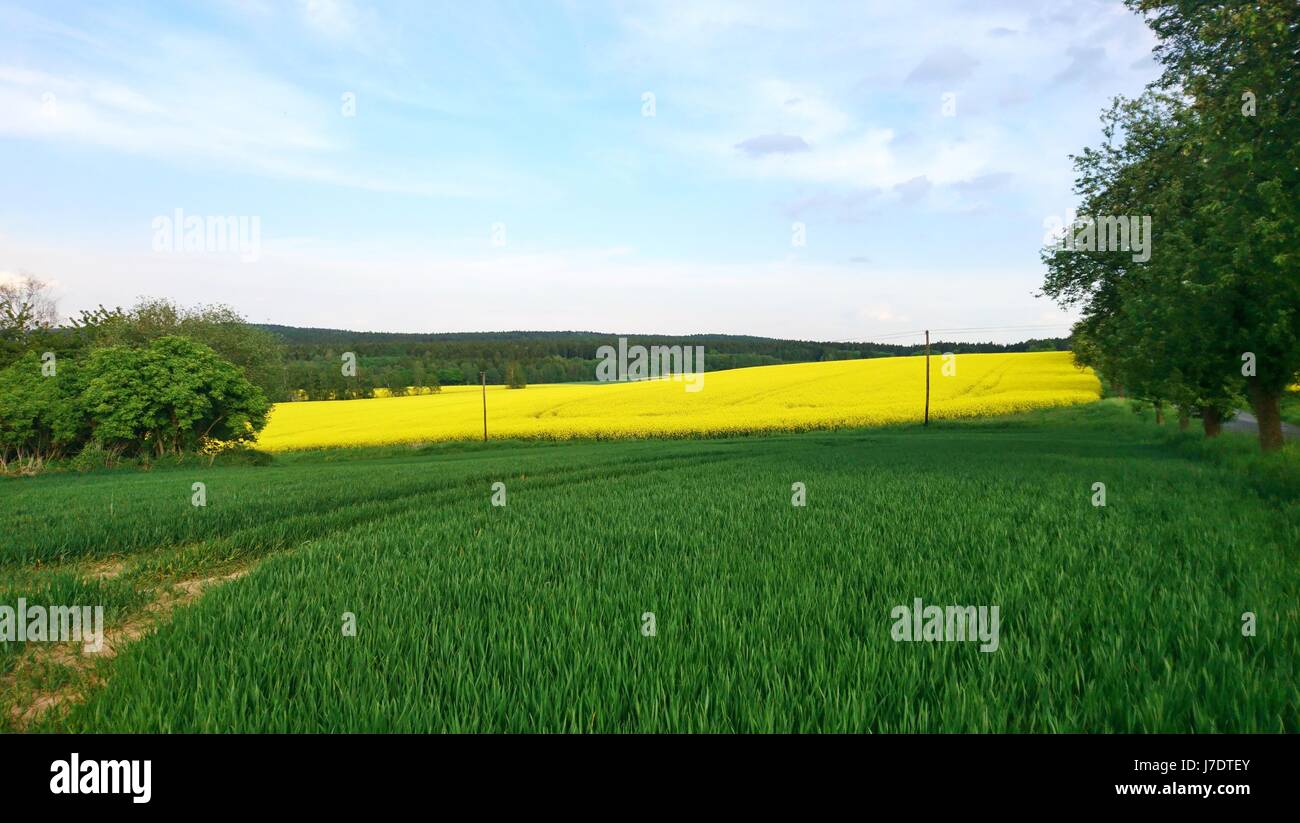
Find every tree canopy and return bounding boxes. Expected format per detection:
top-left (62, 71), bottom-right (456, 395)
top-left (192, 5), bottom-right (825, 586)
top-left (1043, 1), bottom-right (1298, 450)
top-left (0, 334), bottom-right (269, 466)
top-left (82, 336), bottom-right (270, 457)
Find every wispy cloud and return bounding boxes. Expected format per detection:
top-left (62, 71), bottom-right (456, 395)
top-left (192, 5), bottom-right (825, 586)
top-left (0, 10), bottom-right (485, 197)
top-left (735, 133), bottom-right (810, 156)
top-left (0, 0), bottom-right (1153, 338)
top-left (905, 49), bottom-right (980, 85)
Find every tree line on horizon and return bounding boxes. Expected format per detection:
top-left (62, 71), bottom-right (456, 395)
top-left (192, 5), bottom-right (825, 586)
top-left (1042, 1), bottom-right (1297, 452)
top-left (2, 278), bottom-right (1070, 468)
top-left (267, 324), bottom-right (1069, 401)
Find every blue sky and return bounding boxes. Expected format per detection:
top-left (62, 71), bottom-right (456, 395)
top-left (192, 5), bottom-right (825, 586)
top-left (0, 0), bottom-right (1161, 342)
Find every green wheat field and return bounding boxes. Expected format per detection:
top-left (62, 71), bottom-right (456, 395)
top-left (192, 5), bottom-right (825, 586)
top-left (2, 401), bottom-right (1297, 732)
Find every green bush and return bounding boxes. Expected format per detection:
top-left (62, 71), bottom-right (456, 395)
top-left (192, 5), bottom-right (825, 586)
top-left (0, 351), bottom-right (89, 462)
top-left (67, 440), bottom-right (122, 473)
top-left (82, 336), bottom-right (270, 457)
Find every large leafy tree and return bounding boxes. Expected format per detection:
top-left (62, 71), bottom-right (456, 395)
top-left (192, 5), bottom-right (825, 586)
top-left (84, 298), bottom-right (287, 402)
top-left (1045, 3), bottom-right (1298, 450)
top-left (1129, 0), bottom-right (1300, 449)
top-left (0, 352), bottom-right (89, 463)
top-left (1043, 92), bottom-right (1240, 435)
top-left (82, 336), bottom-right (271, 456)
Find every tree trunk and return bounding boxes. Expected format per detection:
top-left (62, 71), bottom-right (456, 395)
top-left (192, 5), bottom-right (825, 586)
top-left (1245, 382), bottom-right (1285, 452)
top-left (1178, 407), bottom-right (1190, 431)
top-left (1202, 407), bottom-right (1222, 438)
top-left (1154, 401), bottom-right (1164, 425)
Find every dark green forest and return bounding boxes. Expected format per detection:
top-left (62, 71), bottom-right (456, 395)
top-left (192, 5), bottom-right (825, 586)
top-left (263, 324), bottom-right (1070, 401)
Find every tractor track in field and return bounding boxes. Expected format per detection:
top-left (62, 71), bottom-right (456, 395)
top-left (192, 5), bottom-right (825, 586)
top-left (2, 447), bottom-right (754, 730)
top-left (3, 567), bottom-right (253, 730)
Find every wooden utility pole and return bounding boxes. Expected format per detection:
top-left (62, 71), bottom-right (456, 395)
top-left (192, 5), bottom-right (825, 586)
top-left (480, 371), bottom-right (488, 442)
top-left (920, 328), bottom-right (930, 426)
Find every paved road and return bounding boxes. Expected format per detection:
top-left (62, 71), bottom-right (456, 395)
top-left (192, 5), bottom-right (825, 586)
top-left (1223, 410), bottom-right (1300, 437)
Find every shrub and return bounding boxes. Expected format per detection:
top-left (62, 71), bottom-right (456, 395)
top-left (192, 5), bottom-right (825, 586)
top-left (82, 336), bottom-right (271, 457)
top-left (0, 352), bottom-right (89, 463)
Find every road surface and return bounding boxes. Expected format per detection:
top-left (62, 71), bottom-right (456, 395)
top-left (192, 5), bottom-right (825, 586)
top-left (1224, 410), bottom-right (1300, 438)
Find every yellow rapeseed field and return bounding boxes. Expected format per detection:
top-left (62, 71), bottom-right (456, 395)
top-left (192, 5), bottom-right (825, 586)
top-left (256, 351), bottom-right (1099, 451)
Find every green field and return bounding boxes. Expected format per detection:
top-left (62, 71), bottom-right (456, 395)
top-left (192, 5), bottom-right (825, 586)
top-left (2, 401), bottom-right (1297, 732)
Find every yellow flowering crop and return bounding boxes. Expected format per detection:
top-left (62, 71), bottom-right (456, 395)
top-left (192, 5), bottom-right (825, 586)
top-left (256, 351), bottom-right (1099, 451)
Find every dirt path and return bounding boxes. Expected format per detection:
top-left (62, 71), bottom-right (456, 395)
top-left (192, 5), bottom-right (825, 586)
top-left (4, 568), bottom-right (251, 730)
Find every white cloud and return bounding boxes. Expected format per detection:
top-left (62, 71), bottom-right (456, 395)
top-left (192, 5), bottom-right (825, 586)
top-left (298, 0), bottom-right (359, 39)
top-left (905, 49), bottom-right (980, 85)
top-left (0, 33), bottom-right (490, 198)
top-left (0, 0), bottom-right (1146, 338)
top-left (613, 0), bottom-right (1158, 200)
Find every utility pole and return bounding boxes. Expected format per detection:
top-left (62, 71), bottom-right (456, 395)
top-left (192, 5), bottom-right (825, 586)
top-left (920, 328), bottom-right (930, 426)
top-left (480, 371), bottom-right (488, 442)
